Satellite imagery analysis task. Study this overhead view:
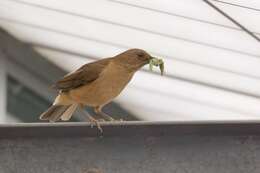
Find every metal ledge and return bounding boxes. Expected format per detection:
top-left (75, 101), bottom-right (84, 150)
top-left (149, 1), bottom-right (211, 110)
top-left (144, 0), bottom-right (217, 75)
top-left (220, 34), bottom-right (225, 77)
top-left (1, 120), bottom-right (260, 138)
top-left (1, 121), bottom-right (260, 173)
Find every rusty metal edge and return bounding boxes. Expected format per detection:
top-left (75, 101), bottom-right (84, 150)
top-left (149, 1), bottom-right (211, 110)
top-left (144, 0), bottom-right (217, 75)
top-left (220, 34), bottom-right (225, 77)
top-left (0, 120), bottom-right (260, 138)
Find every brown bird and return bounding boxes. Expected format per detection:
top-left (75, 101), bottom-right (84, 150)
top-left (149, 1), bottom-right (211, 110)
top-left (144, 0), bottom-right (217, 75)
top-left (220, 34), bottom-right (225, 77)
top-left (39, 49), bottom-right (164, 132)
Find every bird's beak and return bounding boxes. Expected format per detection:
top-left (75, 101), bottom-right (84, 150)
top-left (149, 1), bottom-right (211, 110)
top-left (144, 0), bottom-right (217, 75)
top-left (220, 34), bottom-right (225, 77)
top-left (149, 57), bottom-right (164, 76)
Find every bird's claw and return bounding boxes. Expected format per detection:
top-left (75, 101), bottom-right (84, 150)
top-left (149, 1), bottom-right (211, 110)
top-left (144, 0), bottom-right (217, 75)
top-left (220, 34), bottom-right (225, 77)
top-left (108, 117), bottom-right (124, 122)
top-left (89, 119), bottom-right (103, 133)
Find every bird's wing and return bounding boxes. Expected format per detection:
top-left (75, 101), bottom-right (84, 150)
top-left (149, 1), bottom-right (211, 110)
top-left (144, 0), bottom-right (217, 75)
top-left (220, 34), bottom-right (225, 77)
top-left (53, 58), bottom-right (112, 91)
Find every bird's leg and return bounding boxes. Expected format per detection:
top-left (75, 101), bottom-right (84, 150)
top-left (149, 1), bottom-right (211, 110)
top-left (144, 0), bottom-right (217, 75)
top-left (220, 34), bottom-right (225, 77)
top-left (80, 104), bottom-right (103, 133)
top-left (94, 106), bottom-right (116, 121)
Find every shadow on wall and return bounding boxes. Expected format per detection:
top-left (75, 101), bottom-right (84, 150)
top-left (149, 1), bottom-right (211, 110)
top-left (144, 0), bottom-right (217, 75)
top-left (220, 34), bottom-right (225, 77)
top-left (0, 27), bottom-right (137, 122)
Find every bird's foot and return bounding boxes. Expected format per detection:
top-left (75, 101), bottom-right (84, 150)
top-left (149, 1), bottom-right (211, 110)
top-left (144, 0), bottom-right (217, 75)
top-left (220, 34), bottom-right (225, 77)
top-left (97, 112), bottom-right (124, 122)
top-left (101, 116), bottom-right (124, 122)
top-left (111, 118), bottom-right (124, 122)
top-left (94, 107), bottom-right (123, 123)
top-left (80, 105), bottom-right (103, 133)
top-left (88, 117), bottom-right (103, 133)
top-left (91, 120), bottom-right (103, 133)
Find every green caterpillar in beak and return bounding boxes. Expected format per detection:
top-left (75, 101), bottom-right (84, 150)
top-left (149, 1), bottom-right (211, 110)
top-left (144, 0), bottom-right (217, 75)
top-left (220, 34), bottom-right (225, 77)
top-left (149, 57), bottom-right (164, 76)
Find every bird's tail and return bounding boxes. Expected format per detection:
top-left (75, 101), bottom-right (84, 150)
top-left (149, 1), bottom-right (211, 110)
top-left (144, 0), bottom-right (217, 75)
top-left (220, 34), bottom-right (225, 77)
top-left (39, 104), bottom-right (78, 122)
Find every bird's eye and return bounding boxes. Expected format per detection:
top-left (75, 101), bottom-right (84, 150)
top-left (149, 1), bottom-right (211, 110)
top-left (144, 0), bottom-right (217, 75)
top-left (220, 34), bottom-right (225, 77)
top-left (137, 52), bottom-right (145, 58)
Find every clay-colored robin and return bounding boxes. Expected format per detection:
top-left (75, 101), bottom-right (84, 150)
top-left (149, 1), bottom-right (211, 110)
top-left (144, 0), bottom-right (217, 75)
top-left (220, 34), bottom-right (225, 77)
top-left (39, 49), bottom-right (164, 132)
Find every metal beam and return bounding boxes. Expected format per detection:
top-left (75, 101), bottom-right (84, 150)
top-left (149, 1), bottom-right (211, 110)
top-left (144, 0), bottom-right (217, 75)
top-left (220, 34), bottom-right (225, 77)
top-left (0, 120), bottom-right (260, 139)
top-left (0, 122), bottom-right (260, 173)
top-left (1, 121), bottom-right (260, 138)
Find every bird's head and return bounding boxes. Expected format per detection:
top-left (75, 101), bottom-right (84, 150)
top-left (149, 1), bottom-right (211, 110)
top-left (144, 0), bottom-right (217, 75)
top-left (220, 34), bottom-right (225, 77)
top-left (116, 49), bottom-right (151, 66)
top-left (114, 49), bottom-right (164, 75)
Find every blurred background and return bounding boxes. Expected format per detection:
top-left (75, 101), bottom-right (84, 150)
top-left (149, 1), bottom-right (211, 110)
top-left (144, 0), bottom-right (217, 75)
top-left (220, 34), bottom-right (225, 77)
top-left (0, 0), bottom-right (260, 123)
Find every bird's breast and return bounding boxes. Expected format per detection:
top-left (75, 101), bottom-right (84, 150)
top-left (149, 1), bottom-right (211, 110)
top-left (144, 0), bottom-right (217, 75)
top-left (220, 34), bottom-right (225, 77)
top-left (69, 63), bottom-right (134, 106)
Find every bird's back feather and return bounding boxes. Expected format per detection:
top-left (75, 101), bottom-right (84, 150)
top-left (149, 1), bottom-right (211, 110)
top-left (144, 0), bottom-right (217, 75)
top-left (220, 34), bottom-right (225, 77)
top-left (53, 58), bottom-right (112, 92)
